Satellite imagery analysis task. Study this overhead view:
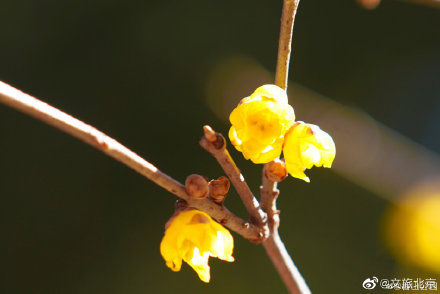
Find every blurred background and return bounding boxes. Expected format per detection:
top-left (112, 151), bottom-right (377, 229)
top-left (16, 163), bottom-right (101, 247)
top-left (1, 0), bottom-right (439, 293)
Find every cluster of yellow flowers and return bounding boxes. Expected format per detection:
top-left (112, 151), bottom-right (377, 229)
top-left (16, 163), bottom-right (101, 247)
top-left (229, 84), bottom-right (336, 182)
top-left (160, 85), bottom-right (336, 283)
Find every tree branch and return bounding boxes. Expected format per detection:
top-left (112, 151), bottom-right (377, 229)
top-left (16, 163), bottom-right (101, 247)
top-left (200, 126), bottom-right (268, 242)
top-left (263, 231), bottom-right (310, 294)
top-left (275, 0), bottom-right (300, 90)
top-left (0, 80), bottom-right (260, 241)
top-left (261, 0), bottom-right (311, 293)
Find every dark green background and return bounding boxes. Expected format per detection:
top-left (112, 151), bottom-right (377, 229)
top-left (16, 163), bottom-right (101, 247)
top-left (1, 0), bottom-right (439, 293)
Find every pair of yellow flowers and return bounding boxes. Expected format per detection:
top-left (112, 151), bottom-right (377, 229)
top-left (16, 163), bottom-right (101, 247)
top-left (229, 84), bottom-right (335, 182)
top-left (160, 85), bottom-right (336, 283)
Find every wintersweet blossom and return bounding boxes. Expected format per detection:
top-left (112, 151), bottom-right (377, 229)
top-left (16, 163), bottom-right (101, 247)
top-left (160, 209), bottom-right (234, 283)
top-left (283, 121), bottom-right (336, 182)
top-left (229, 84), bottom-right (295, 163)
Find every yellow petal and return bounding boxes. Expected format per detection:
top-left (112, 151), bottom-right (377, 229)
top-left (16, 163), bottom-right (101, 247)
top-left (250, 84), bottom-right (288, 104)
top-left (318, 131), bottom-right (336, 168)
top-left (209, 224), bottom-right (235, 262)
top-left (250, 137), bottom-right (284, 164)
top-left (228, 126), bottom-right (242, 151)
top-left (301, 144), bottom-right (322, 169)
top-left (160, 236), bottom-right (182, 272)
top-left (285, 160), bottom-right (310, 183)
top-left (184, 247), bottom-right (211, 283)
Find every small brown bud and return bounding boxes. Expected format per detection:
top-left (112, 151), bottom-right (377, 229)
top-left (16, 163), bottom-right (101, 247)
top-left (185, 174), bottom-right (209, 199)
top-left (209, 176), bottom-right (230, 204)
top-left (202, 125), bottom-right (224, 149)
top-left (264, 159), bottom-right (288, 182)
top-left (203, 125), bottom-right (217, 143)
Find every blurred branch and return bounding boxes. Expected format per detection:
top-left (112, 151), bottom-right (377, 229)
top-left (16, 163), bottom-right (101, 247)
top-left (200, 125), bottom-right (268, 241)
top-left (400, 0), bottom-right (440, 8)
top-left (0, 80), bottom-right (261, 241)
top-left (357, 0), bottom-right (440, 9)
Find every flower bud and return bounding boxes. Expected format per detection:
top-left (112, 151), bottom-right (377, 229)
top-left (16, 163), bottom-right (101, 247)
top-left (203, 125), bottom-right (217, 143)
top-left (263, 158), bottom-right (288, 182)
top-left (203, 125), bottom-right (224, 149)
top-left (209, 176), bottom-right (230, 204)
top-left (185, 174), bottom-right (209, 199)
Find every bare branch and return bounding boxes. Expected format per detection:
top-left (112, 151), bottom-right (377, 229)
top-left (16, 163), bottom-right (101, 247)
top-left (0, 80), bottom-right (260, 241)
top-left (275, 0), bottom-right (300, 90)
top-left (263, 231), bottom-right (311, 294)
top-left (261, 174), bottom-right (310, 293)
top-left (200, 126), bottom-right (268, 242)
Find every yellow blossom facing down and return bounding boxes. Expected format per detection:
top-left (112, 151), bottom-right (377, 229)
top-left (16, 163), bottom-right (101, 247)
top-left (283, 121), bottom-right (336, 182)
top-left (229, 84), bottom-right (295, 164)
top-left (160, 209), bottom-right (234, 283)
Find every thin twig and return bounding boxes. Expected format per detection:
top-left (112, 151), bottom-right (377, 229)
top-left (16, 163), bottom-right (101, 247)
top-left (261, 176), bottom-right (310, 294)
top-left (262, 0), bottom-right (311, 293)
top-left (200, 126), bottom-right (268, 242)
top-left (0, 80), bottom-right (261, 241)
top-left (275, 0), bottom-right (300, 90)
top-left (263, 231), bottom-right (310, 294)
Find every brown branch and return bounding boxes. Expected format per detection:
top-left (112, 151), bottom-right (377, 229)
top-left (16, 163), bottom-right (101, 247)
top-left (261, 174), bottom-right (310, 293)
top-left (200, 126), bottom-right (268, 242)
top-left (275, 0), bottom-right (300, 90)
top-left (262, 0), bottom-right (311, 293)
top-left (263, 231), bottom-right (310, 294)
top-left (0, 80), bottom-right (260, 241)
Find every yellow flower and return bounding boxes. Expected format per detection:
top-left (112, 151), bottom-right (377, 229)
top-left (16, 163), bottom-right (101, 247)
top-left (229, 84), bottom-right (295, 164)
top-left (283, 121), bottom-right (336, 182)
top-left (160, 209), bottom-right (234, 283)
